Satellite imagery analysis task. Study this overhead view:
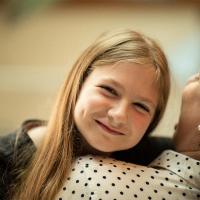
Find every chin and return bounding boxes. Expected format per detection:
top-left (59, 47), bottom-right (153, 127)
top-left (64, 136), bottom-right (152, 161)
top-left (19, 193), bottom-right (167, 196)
top-left (94, 145), bottom-right (128, 154)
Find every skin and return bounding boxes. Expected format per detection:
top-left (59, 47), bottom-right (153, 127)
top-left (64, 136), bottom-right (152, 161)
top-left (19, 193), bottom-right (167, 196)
top-left (27, 70), bottom-right (200, 160)
top-left (74, 62), bottom-right (158, 153)
top-left (173, 73), bottom-right (200, 160)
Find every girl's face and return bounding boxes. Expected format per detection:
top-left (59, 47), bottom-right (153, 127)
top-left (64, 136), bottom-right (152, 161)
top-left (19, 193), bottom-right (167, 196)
top-left (74, 62), bottom-right (158, 152)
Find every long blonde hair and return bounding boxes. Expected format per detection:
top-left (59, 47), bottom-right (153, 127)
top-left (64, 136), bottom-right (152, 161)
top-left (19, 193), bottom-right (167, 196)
top-left (14, 29), bottom-right (170, 200)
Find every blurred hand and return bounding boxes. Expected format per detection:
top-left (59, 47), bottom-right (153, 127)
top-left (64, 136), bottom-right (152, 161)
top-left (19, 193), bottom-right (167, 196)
top-left (173, 73), bottom-right (200, 160)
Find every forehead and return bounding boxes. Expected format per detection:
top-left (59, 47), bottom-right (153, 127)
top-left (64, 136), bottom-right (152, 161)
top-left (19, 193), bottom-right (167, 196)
top-left (90, 61), bottom-right (157, 86)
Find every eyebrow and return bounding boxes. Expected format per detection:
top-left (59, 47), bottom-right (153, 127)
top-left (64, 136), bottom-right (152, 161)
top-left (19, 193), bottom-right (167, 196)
top-left (102, 78), bottom-right (123, 90)
top-left (101, 78), bottom-right (157, 109)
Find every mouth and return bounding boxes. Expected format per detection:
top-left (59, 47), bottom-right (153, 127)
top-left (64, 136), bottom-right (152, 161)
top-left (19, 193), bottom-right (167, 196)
top-left (95, 120), bottom-right (124, 135)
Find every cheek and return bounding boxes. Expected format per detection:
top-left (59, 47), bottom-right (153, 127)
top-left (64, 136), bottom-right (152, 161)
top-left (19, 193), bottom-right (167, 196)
top-left (130, 112), bottom-right (152, 136)
top-left (88, 96), bottom-right (108, 109)
top-left (75, 91), bottom-right (110, 117)
top-left (128, 114), bottom-right (151, 148)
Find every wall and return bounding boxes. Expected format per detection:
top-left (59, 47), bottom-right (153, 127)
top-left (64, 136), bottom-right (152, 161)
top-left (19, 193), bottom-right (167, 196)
top-left (0, 3), bottom-right (199, 137)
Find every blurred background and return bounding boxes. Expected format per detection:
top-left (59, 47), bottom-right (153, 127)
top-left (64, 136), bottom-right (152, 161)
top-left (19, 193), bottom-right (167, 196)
top-left (0, 0), bottom-right (200, 137)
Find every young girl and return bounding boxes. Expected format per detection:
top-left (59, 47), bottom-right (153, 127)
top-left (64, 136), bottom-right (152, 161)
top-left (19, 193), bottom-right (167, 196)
top-left (12, 29), bottom-right (170, 199)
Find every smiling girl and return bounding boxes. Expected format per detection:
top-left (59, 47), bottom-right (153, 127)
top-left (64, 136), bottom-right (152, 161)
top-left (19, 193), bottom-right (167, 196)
top-left (12, 29), bottom-right (170, 199)
top-left (74, 62), bottom-right (158, 153)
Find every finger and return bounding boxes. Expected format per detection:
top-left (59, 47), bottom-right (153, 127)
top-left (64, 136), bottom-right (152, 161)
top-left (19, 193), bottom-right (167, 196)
top-left (186, 72), bottom-right (200, 85)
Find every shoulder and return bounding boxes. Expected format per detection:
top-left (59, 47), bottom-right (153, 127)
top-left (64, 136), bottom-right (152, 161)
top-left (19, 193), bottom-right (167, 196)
top-left (0, 119), bottom-right (46, 199)
top-left (56, 154), bottom-right (200, 200)
top-left (27, 126), bottom-right (46, 148)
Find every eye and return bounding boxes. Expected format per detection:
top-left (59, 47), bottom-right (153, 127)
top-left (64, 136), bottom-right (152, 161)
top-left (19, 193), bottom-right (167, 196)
top-left (134, 102), bottom-right (150, 113)
top-left (98, 85), bottom-right (118, 96)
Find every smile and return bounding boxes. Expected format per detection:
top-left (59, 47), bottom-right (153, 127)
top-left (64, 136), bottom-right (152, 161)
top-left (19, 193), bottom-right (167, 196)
top-left (95, 120), bottom-right (124, 135)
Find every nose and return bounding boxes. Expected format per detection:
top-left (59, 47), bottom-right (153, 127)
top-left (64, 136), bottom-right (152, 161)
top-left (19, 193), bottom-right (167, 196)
top-left (107, 101), bottom-right (128, 127)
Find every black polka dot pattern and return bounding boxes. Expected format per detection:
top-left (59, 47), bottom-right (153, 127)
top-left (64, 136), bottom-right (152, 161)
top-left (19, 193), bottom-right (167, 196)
top-left (56, 150), bottom-right (200, 199)
top-left (150, 150), bottom-right (200, 190)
